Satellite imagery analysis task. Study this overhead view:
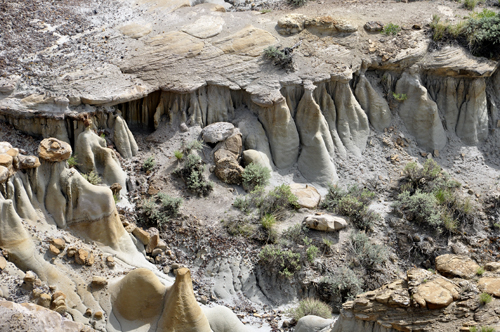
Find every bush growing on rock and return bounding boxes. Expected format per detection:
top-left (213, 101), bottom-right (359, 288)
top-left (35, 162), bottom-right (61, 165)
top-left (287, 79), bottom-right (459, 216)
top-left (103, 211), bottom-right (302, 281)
top-left (321, 184), bottom-right (380, 230)
top-left (242, 162), bottom-right (271, 191)
top-left (82, 170), bottom-right (102, 185)
top-left (289, 298), bottom-right (332, 321)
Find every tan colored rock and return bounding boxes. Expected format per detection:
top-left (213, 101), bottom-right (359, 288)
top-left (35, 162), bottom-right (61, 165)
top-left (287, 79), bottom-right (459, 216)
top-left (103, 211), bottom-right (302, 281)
top-left (277, 14), bottom-right (306, 35)
top-left (49, 244), bottom-right (61, 255)
top-left (112, 268), bottom-right (167, 321)
top-left (157, 267), bottom-right (212, 332)
top-left (91, 276), bottom-right (108, 286)
top-left (119, 23), bottom-right (152, 39)
top-left (38, 138), bottom-right (72, 162)
top-left (133, 227), bottom-right (151, 245)
top-left (86, 252), bottom-right (95, 266)
top-left (51, 291), bottom-right (67, 314)
top-left (436, 254), bottom-right (480, 279)
top-left (147, 234), bottom-right (159, 254)
top-left (0, 142), bottom-right (13, 154)
top-left (0, 165), bottom-right (8, 183)
top-left (0, 154), bottom-right (13, 169)
top-left (484, 262), bottom-right (500, 272)
top-left (0, 256), bottom-right (6, 270)
top-left (305, 214), bottom-right (347, 232)
top-left (478, 277), bottom-right (500, 297)
top-left (214, 156), bottom-right (244, 185)
top-left (94, 311), bottom-right (103, 320)
top-left (413, 277), bottom-right (459, 309)
top-left (24, 271), bottom-right (37, 283)
top-left (37, 293), bottom-right (52, 308)
top-left (110, 183), bottom-right (122, 196)
top-left (66, 247), bottom-right (76, 258)
top-left (75, 249), bottom-right (89, 265)
top-left (290, 183), bottom-right (321, 209)
top-left (50, 238), bottom-right (65, 250)
top-left (18, 155), bottom-right (41, 169)
top-left (214, 25), bottom-right (277, 57)
top-left (182, 15), bottom-right (225, 39)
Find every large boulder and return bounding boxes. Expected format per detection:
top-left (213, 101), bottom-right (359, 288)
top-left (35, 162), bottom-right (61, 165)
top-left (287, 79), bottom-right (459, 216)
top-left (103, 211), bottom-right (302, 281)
top-left (305, 214), bottom-right (347, 232)
top-left (435, 254), bottom-right (480, 279)
top-left (202, 122), bottom-right (234, 143)
top-left (290, 183), bottom-right (321, 209)
top-left (38, 138), bottom-right (72, 162)
top-left (295, 315), bottom-right (334, 332)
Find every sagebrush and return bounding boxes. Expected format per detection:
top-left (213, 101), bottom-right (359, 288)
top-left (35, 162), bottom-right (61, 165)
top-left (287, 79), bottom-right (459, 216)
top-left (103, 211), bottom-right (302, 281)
top-left (289, 298), bottom-right (331, 321)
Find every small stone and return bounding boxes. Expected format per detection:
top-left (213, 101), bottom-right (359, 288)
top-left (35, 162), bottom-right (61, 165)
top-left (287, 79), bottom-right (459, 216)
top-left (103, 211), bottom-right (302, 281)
top-left (171, 263), bottom-right (180, 269)
top-left (201, 122), bottom-right (234, 143)
top-left (133, 227), bottom-right (151, 245)
top-left (50, 238), bottom-right (66, 250)
top-left (85, 308), bottom-right (92, 317)
top-left (51, 291), bottom-right (67, 314)
top-left (75, 249), bottom-right (89, 265)
top-left (180, 123), bottom-right (189, 132)
top-left (91, 276), bottom-right (108, 286)
top-left (49, 244), bottom-right (61, 255)
top-left (24, 271), bottom-right (36, 283)
top-left (67, 247), bottom-right (77, 258)
top-left (364, 21), bottom-right (383, 32)
top-left (200, 295), bottom-right (208, 304)
top-left (106, 256), bottom-right (115, 268)
top-left (156, 239), bottom-right (168, 250)
top-left (163, 266), bottom-right (171, 274)
top-left (433, 150), bottom-right (439, 157)
top-left (86, 252), bottom-right (95, 266)
top-left (0, 256), bottom-right (7, 270)
top-left (94, 311), bottom-right (103, 320)
top-left (110, 183), bottom-right (122, 196)
top-left (152, 248), bottom-right (163, 257)
top-left (412, 24), bottom-right (422, 30)
top-left (37, 294), bottom-right (52, 308)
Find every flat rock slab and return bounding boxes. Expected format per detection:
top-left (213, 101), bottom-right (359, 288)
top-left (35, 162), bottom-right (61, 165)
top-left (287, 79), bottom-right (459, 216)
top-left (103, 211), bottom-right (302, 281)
top-left (182, 15), bottom-right (225, 39)
top-left (119, 23), bottom-right (153, 39)
top-left (478, 277), bottom-right (500, 297)
top-left (305, 214), bottom-right (347, 232)
top-left (290, 183), bottom-right (321, 209)
top-left (413, 277), bottom-right (459, 309)
top-left (202, 122), bottom-right (234, 143)
top-left (435, 254), bottom-right (480, 279)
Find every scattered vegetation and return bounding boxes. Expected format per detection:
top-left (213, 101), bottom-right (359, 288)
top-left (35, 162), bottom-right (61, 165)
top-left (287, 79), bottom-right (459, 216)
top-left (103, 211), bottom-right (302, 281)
top-left (141, 193), bottom-right (183, 227)
top-left (430, 12), bottom-right (500, 59)
top-left (479, 292), bottom-right (492, 305)
top-left (319, 266), bottom-right (363, 310)
top-left (242, 162), bottom-right (271, 192)
top-left (261, 213), bottom-right (278, 243)
top-left (321, 184), bottom-right (380, 230)
top-left (258, 244), bottom-right (301, 277)
top-left (306, 245), bottom-right (319, 263)
top-left (67, 155), bottom-right (78, 168)
top-left (381, 23), bottom-right (401, 35)
top-left (260, 8), bottom-right (272, 13)
top-left (143, 156), bottom-right (156, 173)
top-left (82, 170), bottom-right (102, 185)
top-left (392, 92), bottom-right (408, 101)
top-left (174, 153), bottom-right (213, 196)
top-left (470, 327), bottom-right (495, 332)
top-left (263, 46), bottom-right (293, 69)
top-left (394, 159), bottom-right (474, 233)
top-left (113, 193), bottom-right (120, 203)
top-left (289, 298), bottom-right (332, 321)
top-left (348, 231), bottom-right (388, 270)
top-left (174, 150), bottom-right (184, 161)
top-left (464, 0), bottom-right (481, 10)
top-left (477, 267), bottom-right (485, 276)
top-left (289, 0), bottom-right (306, 7)
top-left (183, 140), bottom-right (203, 154)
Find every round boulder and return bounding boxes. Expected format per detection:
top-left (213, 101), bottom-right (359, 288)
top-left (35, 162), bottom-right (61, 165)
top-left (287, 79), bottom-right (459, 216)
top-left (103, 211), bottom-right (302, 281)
top-left (38, 138), bottom-right (72, 162)
top-left (201, 122), bottom-right (234, 144)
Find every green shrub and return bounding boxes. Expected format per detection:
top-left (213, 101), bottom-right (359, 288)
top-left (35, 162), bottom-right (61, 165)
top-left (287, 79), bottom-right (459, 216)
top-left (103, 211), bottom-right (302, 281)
top-left (258, 184), bottom-right (299, 220)
top-left (470, 327), bottom-right (495, 332)
top-left (174, 154), bottom-right (213, 196)
top-left (289, 298), bottom-right (331, 321)
top-left (67, 155), bottom-right (78, 168)
top-left (174, 150), bottom-right (184, 160)
top-left (381, 23), bottom-right (401, 35)
top-left (183, 140), bottom-right (203, 154)
top-left (394, 190), bottom-right (441, 226)
top-left (222, 218), bottom-right (255, 238)
top-left (143, 156), bottom-right (156, 172)
top-left (263, 46), bottom-right (293, 68)
top-left (306, 245), bottom-right (319, 263)
top-left (479, 292), bottom-right (492, 305)
top-left (289, 0), bottom-right (306, 6)
top-left (113, 193), bottom-right (120, 203)
top-left (261, 213), bottom-right (276, 230)
top-left (141, 193), bottom-right (183, 226)
top-left (258, 244), bottom-right (301, 277)
top-left (392, 92), bottom-right (407, 101)
top-left (319, 266), bottom-right (363, 304)
top-left (242, 163), bottom-right (271, 191)
top-left (282, 224), bottom-right (308, 245)
top-left (477, 267), bottom-right (485, 276)
top-left (322, 184), bottom-right (379, 230)
top-left (82, 170), bottom-right (102, 185)
top-left (349, 231), bottom-right (388, 269)
top-left (464, 0), bottom-right (479, 10)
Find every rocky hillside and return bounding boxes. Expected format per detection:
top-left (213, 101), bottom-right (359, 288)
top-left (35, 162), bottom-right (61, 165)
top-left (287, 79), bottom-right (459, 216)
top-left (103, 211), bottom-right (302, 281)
top-left (0, 0), bottom-right (500, 331)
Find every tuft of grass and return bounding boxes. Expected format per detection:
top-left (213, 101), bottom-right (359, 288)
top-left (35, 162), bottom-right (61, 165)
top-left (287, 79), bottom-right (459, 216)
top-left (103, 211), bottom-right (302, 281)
top-left (113, 193), bottom-right (120, 203)
top-left (289, 298), bottom-right (332, 321)
top-left (67, 155), bottom-right (78, 168)
top-left (477, 267), bottom-right (485, 275)
top-left (381, 23), bottom-right (401, 35)
top-left (306, 245), bottom-right (319, 263)
top-left (260, 8), bottom-right (272, 13)
top-left (261, 213), bottom-right (276, 230)
top-left (174, 150), bottom-right (184, 160)
top-left (82, 170), bottom-right (102, 185)
top-left (143, 156), bottom-right (156, 172)
top-left (464, 0), bottom-right (480, 10)
top-left (392, 92), bottom-right (408, 101)
top-left (183, 140), bottom-right (203, 154)
top-left (479, 292), bottom-right (492, 305)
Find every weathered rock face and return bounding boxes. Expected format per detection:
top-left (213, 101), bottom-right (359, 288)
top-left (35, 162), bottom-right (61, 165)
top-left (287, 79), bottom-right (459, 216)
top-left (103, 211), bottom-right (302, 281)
top-left (332, 256), bottom-right (500, 332)
top-left (435, 254), bottom-right (480, 279)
